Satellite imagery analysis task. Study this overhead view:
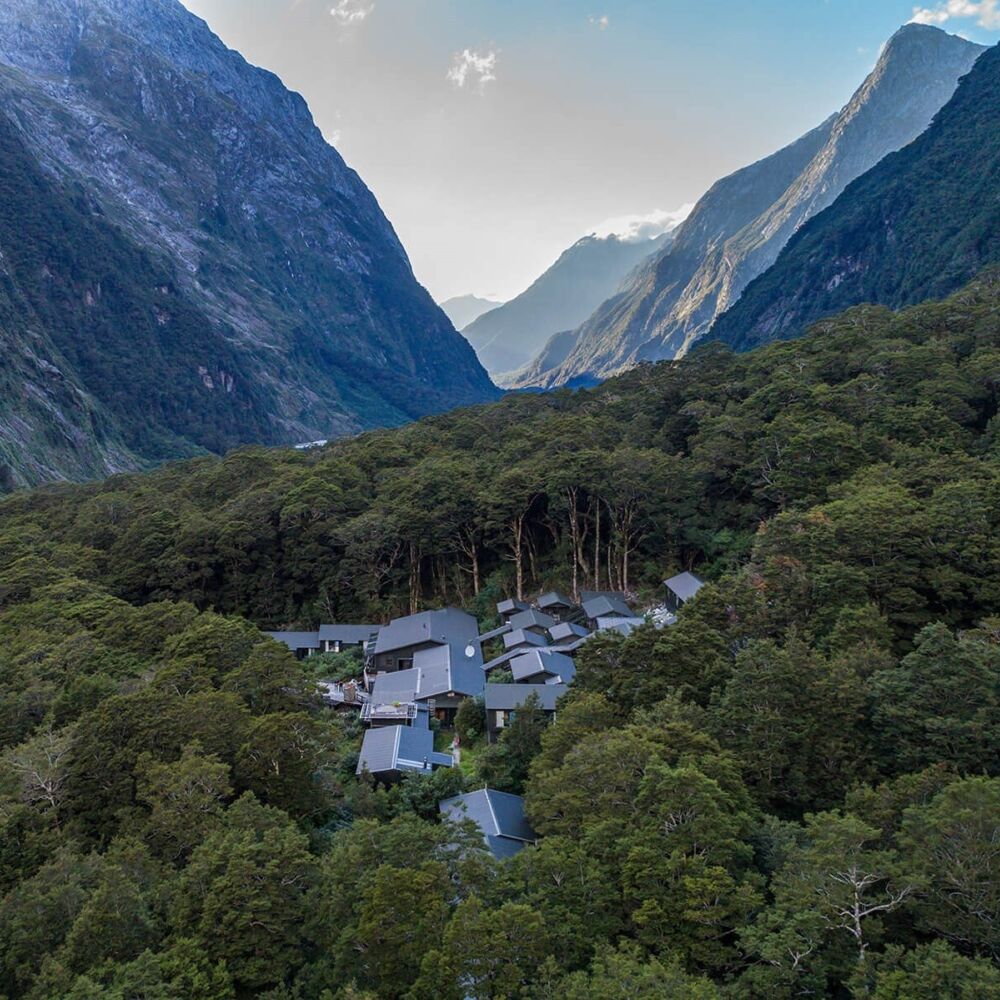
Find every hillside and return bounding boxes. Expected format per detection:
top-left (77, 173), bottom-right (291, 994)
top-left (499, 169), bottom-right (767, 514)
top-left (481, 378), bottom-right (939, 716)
top-left (3, 274), bottom-right (1000, 997)
top-left (518, 24), bottom-right (984, 388)
top-left (439, 294), bottom-right (503, 330)
top-left (711, 41), bottom-right (1000, 351)
top-left (0, 0), bottom-right (497, 489)
top-left (464, 228), bottom-right (676, 378)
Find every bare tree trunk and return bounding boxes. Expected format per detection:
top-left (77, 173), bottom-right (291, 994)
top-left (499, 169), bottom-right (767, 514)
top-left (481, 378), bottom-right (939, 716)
top-left (594, 503), bottom-right (601, 592)
top-left (408, 541), bottom-right (420, 614)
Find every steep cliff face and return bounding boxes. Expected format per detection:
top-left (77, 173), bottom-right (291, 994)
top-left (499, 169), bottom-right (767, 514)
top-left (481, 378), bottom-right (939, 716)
top-left (522, 24), bottom-right (984, 388)
top-left (710, 42), bottom-right (1000, 352)
top-left (0, 0), bottom-right (497, 488)
top-left (464, 228), bottom-right (677, 378)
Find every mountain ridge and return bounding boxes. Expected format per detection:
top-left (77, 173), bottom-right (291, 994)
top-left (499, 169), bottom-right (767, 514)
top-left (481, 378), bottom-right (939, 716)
top-left (515, 24), bottom-right (985, 389)
top-left (709, 40), bottom-right (1000, 351)
top-left (0, 0), bottom-right (498, 488)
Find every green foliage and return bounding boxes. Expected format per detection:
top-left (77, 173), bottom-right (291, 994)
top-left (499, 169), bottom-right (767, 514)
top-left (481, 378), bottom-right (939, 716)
top-left (2, 276), bottom-right (1000, 997)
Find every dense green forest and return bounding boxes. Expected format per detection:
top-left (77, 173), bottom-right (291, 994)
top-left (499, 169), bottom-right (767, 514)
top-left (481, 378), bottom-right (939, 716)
top-left (2, 274), bottom-right (1000, 997)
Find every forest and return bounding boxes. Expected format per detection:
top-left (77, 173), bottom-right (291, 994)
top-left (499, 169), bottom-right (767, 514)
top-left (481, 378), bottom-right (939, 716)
top-left (2, 273), bottom-right (1000, 997)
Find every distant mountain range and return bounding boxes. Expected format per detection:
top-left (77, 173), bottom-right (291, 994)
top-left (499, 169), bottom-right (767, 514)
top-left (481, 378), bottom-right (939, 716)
top-left (0, 0), bottom-right (497, 489)
top-left (512, 24), bottom-right (985, 389)
top-left (710, 42), bottom-right (1000, 351)
top-left (439, 294), bottom-right (504, 330)
top-left (464, 227), bottom-right (679, 378)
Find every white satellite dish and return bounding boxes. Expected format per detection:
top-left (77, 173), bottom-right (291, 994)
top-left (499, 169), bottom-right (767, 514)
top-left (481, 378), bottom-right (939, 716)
top-left (465, 644), bottom-right (476, 658)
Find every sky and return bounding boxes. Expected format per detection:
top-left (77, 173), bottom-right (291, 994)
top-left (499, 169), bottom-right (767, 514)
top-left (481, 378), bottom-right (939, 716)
top-left (180, 0), bottom-right (1000, 303)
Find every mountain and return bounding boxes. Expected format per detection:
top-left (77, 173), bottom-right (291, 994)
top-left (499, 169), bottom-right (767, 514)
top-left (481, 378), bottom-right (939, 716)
top-left (464, 227), bottom-right (678, 378)
top-left (710, 42), bottom-right (1000, 352)
top-left (0, 0), bottom-right (497, 489)
top-left (439, 294), bottom-right (503, 330)
top-left (517, 24), bottom-right (984, 388)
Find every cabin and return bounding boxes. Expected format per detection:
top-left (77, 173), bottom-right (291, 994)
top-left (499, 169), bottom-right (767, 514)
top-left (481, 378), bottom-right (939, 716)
top-left (509, 649), bottom-right (576, 684)
top-left (319, 624), bottom-right (379, 654)
top-left (503, 628), bottom-right (550, 655)
top-left (548, 621), bottom-right (590, 645)
top-left (484, 683), bottom-right (566, 743)
top-left (439, 788), bottom-right (536, 859)
top-left (265, 631), bottom-right (321, 660)
top-left (581, 594), bottom-right (634, 630)
top-left (356, 725), bottom-right (453, 781)
top-left (537, 591), bottom-right (577, 621)
top-left (368, 608), bottom-right (480, 674)
top-left (507, 608), bottom-right (556, 636)
top-left (496, 598), bottom-right (530, 623)
top-left (366, 643), bottom-right (485, 726)
top-left (663, 571), bottom-right (706, 613)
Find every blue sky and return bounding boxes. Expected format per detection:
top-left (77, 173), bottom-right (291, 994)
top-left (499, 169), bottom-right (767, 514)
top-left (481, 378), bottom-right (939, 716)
top-left (182, 0), bottom-right (1000, 302)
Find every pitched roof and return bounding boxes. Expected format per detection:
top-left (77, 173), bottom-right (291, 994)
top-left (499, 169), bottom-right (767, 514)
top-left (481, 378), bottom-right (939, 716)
top-left (373, 608), bottom-right (480, 655)
top-left (582, 595), bottom-right (633, 620)
top-left (509, 609), bottom-right (556, 632)
top-left (318, 624), bottom-right (380, 644)
top-left (663, 571), bottom-right (706, 603)
top-left (503, 628), bottom-right (549, 651)
top-left (548, 621), bottom-right (590, 643)
top-left (484, 683), bottom-right (567, 712)
top-left (266, 631), bottom-right (320, 650)
top-left (509, 649), bottom-right (577, 683)
top-left (596, 615), bottom-right (646, 632)
top-left (497, 598), bottom-right (530, 616)
top-left (537, 591), bottom-right (575, 610)
top-left (439, 788), bottom-right (535, 858)
top-left (356, 725), bottom-right (453, 775)
top-left (371, 645), bottom-right (486, 703)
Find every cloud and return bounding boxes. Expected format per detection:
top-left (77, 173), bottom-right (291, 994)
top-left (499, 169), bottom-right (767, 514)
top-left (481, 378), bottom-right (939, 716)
top-left (910, 0), bottom-right (1000, 28)
top-left (588, 204), bottom-right (694, 242)
top-left (330, 0), bottom-right (373, 26)
top-left (589, 14), bottom-right (610, 30)
top-left (447, 48), bottom-right (498, 93)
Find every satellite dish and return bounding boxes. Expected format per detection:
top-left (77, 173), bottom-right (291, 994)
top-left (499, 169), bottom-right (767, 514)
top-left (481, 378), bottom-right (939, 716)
top-left (465, 644), bottom-right (476, 659)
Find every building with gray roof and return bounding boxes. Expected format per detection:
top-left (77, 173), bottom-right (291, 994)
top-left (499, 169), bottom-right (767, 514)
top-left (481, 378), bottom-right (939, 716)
top-left (537, 592), bottom-right (577, 621)
top-left (503, 628), bottom-right (549, 653)
top-left (484, 683), bottom-right (567, 743)
top-left (548, 621), bottom-right (590, 644)
top-left (509, 649), bottom-right (576, 684)
top-left (439, 788), bottom-right (536, 859)
top-left (582, 594), bottom-right (633, 627)
top-left (497, 598), bottom-right (530, 622)
top-left (508, 609), bottom-right (556, 635)
top-left (266, 631), bottom-right (321, 659)
top-left (663, 572), bottom-right (706, 612)
top-left (318, 624), bottom-right (379, 653)
top-left (357, 725), bottom-right (452, 780)
top-left (369, 608), bottom-right (480, 674)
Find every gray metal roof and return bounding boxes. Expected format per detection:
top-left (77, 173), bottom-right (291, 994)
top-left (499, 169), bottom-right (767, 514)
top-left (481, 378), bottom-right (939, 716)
top-left (537, 591), bottom-right (575, 610)
top-left (497, 598), bottom-right (530, 616)
top-left (477, 623), bottom-right (513, 643)
top-left (356, 725), bottom-right (452, 775)
top-left (373, 608), bottom-right (480, 655)
top-left (663, 572), bottom-right (706, 603)
top-left (503, 629), bottom-right (549, 651)
top-left (582, 595), bottom-right (633, 620)
top-left (484, 683), bottom-right (567, 712)
top-left (318, 624), bottom-right (380, 644)
top-left (509, 649), bottom-right (577, 683)
top-left (548, 621), bottom-right (590, 643)
top-left (266, 631), bottom-right (320, 650)
top-left (371, 644), bottom-right (486, 702)
top-left (596, 615), bottom-right (646, 632)
top-left (439, 788), bottom-right (535, 858)
top-left (508, 609), bottom-right (556, 632)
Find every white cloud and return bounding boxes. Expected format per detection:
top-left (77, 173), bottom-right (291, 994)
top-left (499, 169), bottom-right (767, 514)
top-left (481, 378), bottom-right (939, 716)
top-left (330, 0), bottom-right (373, 26)
top-left (447, 48), bottom-right (498, 93)
top-left (910, 0), bottom-right (1000, 28)
top-left (588, 204), bottom-right (694, 242)
top-left (589, 14), bottom-right (610, 30)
